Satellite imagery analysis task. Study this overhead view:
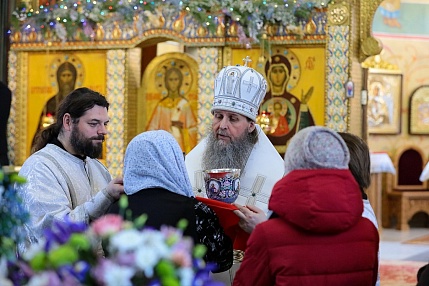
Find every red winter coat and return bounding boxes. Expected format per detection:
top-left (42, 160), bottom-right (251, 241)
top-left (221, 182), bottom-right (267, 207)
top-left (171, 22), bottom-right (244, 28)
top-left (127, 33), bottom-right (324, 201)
top-left (233, 169), bottom-right (379, 286)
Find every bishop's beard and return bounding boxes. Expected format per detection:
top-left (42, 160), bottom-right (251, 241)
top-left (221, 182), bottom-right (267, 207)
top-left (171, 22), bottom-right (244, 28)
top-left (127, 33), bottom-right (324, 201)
top-left (202, 128), bottom-right (255, 171)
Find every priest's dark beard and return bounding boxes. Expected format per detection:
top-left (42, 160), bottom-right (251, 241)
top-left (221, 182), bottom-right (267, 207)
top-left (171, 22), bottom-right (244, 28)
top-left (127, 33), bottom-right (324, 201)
top-left (70, 127), bottom-right (104, 159)
top-left (202, 129), bottom-right (255, 171)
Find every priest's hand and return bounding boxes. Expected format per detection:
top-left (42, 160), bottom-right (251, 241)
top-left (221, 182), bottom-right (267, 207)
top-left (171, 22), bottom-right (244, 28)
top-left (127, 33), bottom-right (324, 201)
top-left (233, 204), bottom-right (267, 233)
top-left (106, 177), bottom-right (124, 200)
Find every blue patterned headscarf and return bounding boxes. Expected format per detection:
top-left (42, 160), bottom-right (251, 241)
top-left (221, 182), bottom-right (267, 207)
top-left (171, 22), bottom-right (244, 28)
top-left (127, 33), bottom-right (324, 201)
top-left (123, 130), bottom-right (194, 197)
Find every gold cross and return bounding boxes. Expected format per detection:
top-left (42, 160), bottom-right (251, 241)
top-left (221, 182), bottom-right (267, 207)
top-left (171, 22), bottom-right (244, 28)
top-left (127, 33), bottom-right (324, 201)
top-left (243, 56), bottom-right (252, 67)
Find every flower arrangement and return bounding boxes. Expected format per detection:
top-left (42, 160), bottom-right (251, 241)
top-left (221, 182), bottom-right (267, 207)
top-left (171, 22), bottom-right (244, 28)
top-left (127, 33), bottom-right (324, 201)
top-left (3, 196), bottom-right (220, 286)
top-left (11, 0), bottom-right (331, 43)
top-left (0, 169), bottom-right (29, 260)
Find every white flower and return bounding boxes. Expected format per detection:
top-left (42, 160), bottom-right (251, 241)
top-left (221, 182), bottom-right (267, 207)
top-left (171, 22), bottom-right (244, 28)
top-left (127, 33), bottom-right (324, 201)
top-left (103, 263), bottom-right (135, 286)
top-left (109, 229), bottom-right (144, 253)
top-left (134, 245), bottom-right (160, 277)
top-left (179, 267), bottom-right (194, 286)
top-left (140, 231), bottom-right (170, 258)
top-left (134, 230), bottom-right (170, 276)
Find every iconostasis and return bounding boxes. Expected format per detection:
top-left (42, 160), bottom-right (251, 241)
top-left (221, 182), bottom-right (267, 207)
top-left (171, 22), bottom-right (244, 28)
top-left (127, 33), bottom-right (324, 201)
top-left (7, 1), bottom-right (376, 178)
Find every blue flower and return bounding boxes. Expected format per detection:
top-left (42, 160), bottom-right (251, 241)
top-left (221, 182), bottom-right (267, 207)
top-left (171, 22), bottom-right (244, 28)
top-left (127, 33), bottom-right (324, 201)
top-left (44, 216), bottom-right (88, 251)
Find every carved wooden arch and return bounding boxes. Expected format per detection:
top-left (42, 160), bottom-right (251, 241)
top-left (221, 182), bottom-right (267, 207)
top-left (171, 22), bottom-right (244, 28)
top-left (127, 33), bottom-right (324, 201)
top-left (359, 0), bottom-right (385, 62)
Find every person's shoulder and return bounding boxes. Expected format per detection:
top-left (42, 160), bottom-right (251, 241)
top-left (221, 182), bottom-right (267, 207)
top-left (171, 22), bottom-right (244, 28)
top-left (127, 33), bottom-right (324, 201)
top-left (19, 149), bottom-right (58, 175)
top-left (194, 199), bottom-right (209, 210)
top-left (22, 145), bottom-right (56, 164)
top-left (24, 145), bottom-right (83, 168)
top-left (193, 200), bottom-right (218, 218)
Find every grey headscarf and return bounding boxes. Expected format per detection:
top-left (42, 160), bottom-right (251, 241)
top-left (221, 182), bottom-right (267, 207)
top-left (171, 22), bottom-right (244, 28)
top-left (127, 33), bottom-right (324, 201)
top-left (123, 130), bottom-right (193, 197)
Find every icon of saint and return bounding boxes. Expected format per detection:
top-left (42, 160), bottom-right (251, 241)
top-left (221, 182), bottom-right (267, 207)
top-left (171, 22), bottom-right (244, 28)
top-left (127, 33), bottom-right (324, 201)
top-left (260, 53), bottom-right (315, 151)
top-left (146, 67), bottom-right (197, 153)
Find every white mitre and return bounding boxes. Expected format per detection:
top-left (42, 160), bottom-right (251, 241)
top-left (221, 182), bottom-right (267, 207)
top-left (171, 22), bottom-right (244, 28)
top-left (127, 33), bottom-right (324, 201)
top-left (185, 58), bottom-right (284, 214)
top-left (211, 59), bottom-right (267, 122)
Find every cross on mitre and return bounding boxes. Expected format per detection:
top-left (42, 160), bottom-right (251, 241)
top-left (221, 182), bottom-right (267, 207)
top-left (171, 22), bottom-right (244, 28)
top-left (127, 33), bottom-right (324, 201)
top-left (243, 56), bottom-right (252, 67)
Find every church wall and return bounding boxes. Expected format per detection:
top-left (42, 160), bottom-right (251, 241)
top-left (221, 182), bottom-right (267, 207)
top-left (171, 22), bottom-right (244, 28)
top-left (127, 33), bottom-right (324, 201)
top-left (368, 36), bottom-right (429, 159)
top-left (368, 0), bottom-right (429, 161)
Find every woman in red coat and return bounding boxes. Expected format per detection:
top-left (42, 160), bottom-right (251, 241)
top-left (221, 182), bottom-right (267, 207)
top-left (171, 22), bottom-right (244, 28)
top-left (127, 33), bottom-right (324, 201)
top-left (233, 126), bottom-right (379, 286)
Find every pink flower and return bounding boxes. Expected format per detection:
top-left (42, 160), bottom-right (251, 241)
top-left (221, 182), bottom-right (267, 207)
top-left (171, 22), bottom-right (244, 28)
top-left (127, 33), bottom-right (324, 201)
top-left (171, 239), bottom-right (193, 267)
top-left (91, 214), bottom-right (124, 237)
top-left (171, 250), bottom-right (192, 267)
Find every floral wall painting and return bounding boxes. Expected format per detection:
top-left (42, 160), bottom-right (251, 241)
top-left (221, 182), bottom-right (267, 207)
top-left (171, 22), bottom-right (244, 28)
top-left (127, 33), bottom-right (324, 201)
top-left (374, 0), bottom-right (402, 30)
top-left (373, 0), bottom-right (429, 39)
top-left (367, 70), bottom-right (402, 134)
top-left (409, 85), bottom-right (429, 135)
top-left (138, 52), bottom-right (199, 154)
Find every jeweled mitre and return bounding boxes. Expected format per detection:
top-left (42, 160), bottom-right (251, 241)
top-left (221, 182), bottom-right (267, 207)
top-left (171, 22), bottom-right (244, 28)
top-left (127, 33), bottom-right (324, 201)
top-left (212, 64), bottom-right (267, 121)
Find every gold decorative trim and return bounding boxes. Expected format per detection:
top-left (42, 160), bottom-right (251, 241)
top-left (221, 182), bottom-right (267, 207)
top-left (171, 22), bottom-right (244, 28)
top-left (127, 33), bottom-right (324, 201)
top-left (359, 0), bottom-right (384, 62)
top-left (327, 2), bottom-right (350, 26)
top-left (361, 36), bottom-right (383, 57)
top-left (325, 1), bottom-right (352, 133)
top-left (222, 47), bottom-right (232, 67)
top-left (10, 29), bottom-right (327, 53)
top-left (362, 55), bottom-right (400, 70)
top-left (10, 29), bottom-right (227, 51)
top-left (17, 52), bottom-right (28, 165)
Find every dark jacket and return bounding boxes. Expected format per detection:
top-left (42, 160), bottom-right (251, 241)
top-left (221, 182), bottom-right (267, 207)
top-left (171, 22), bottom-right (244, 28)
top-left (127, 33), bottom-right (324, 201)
top-left (108, 188), bottom-right (233, 273)
top-left (0, 82), bottom-right (11, 166)
top-left (234, 169), bottom-right (379, 286)
top-left (417, 263), bottom-right (429, 286)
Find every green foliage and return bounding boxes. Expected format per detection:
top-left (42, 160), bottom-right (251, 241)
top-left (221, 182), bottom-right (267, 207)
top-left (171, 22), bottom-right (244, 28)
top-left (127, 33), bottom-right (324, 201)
top-left (11, 0), bottom-right (331, 43)
top-left (0, 170), bottom-right (29, 260)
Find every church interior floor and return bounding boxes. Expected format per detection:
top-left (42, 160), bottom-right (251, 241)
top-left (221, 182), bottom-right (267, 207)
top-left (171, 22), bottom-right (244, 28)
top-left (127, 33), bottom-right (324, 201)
top-left (378, 227), bottom-right (429, 285)
top-left (380, 227), bottom-right (429, 262)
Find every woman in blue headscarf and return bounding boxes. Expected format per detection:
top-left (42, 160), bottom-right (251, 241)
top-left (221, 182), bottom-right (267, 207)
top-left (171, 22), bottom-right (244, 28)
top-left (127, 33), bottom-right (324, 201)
top-left (109, 130), bottom-right (233, 273)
